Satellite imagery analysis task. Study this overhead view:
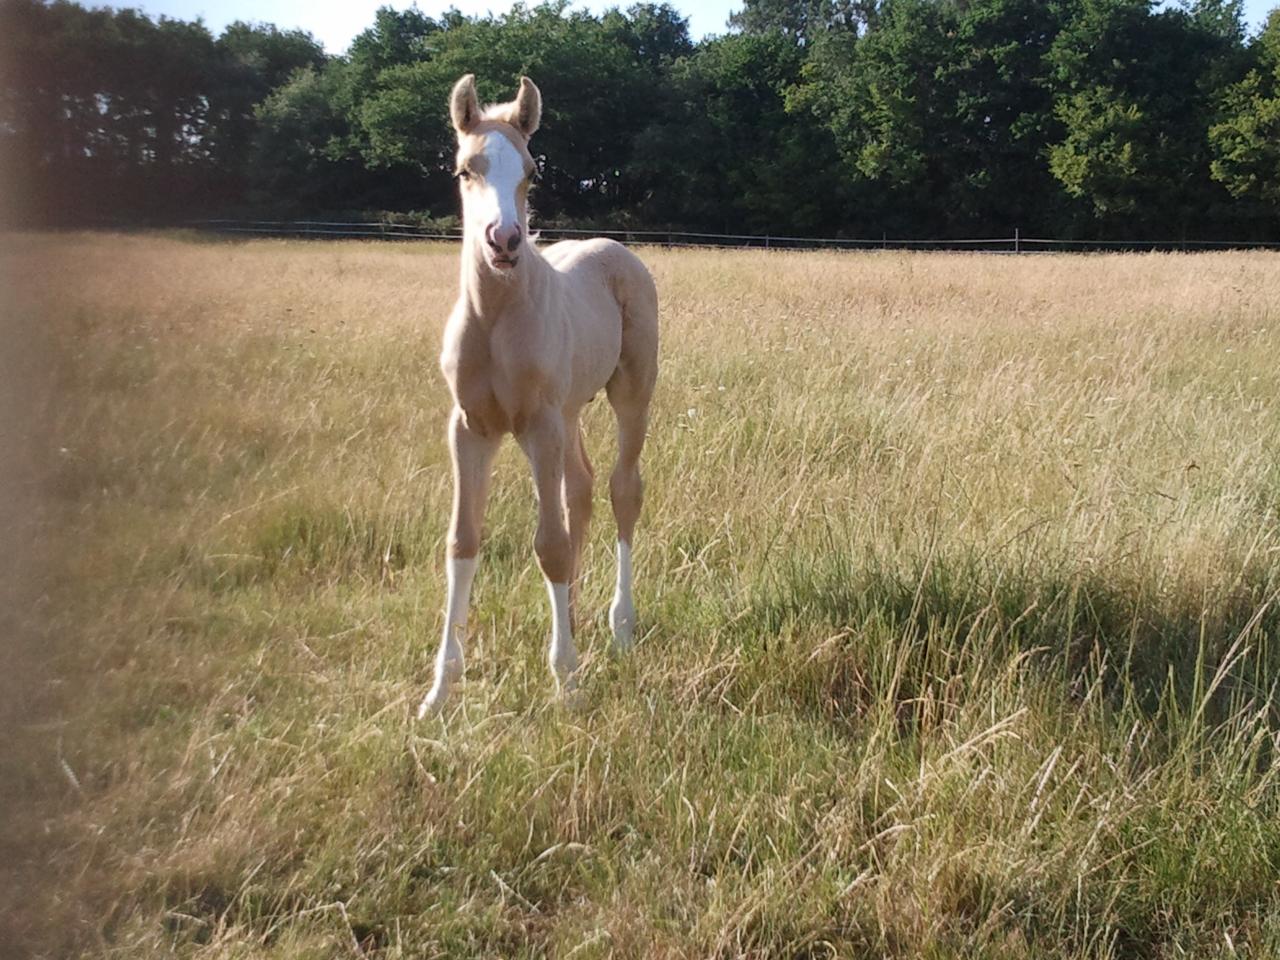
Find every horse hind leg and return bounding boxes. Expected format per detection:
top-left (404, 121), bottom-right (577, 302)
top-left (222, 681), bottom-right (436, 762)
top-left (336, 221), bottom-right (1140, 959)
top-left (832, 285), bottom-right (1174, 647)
top-left (605, 363), bottom-right (654, 652)
top-left (516, 408), bottom-right (579, 700)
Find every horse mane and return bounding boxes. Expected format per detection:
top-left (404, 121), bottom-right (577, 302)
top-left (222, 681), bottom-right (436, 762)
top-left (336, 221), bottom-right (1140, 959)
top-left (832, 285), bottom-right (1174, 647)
top-left (481, 79), bottom-right (540, 139)
top-left (481, 103), bottom-right (522, 126)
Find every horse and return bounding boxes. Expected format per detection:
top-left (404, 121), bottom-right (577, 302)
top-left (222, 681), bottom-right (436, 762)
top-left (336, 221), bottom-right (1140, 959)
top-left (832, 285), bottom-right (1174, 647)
top-left (418, 74), bottom-right (659, 716)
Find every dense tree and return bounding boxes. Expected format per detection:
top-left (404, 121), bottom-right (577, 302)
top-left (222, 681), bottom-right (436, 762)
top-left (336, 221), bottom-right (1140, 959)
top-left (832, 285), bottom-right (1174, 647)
top-left (285, 2), bottom-right (693, 221)
top-left (207, 22), bottom-right (327, 201)
top-left (631, 31), bottom-right (851, 233)
top-left (0, 0), bottom-right (327, 222)
top-left (252, 64), bottom-right (367, 211)
top-left (0, 1), bottom-right (219, 220)
top-left (1210, 9), bottom-right (1280, 210)
top-left (729, 0), bottom-right (881, 42)
top-left (1, 0), bottom-right (1278, 239)
top-left (604, 3), bottom-right (695, 66)
top-left (795, 0), bottom-right (1071, 235)
top-left (1044, 0), bottom-right (1249, 234)
top-left (347, 5), bottom-right (442, 79)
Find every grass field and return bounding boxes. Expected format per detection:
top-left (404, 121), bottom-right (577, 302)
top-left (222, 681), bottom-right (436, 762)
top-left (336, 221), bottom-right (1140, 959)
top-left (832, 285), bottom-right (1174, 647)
top-left (3, 232), bottom-right (1280, 958)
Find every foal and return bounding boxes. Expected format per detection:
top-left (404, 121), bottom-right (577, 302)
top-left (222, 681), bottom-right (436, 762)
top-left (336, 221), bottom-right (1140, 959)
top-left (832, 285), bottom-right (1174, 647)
top-left (419, 75), bottom-right (659, 715)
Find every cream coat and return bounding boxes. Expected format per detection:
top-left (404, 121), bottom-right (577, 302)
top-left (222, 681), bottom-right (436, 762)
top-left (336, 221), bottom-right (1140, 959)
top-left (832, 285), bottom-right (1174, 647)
top-left (420, 75), bottom-right (659, 715)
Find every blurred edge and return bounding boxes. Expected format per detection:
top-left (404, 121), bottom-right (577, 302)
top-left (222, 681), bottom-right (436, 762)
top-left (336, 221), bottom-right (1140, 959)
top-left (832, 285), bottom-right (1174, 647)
top-left (0, 146), bottom-right (65, 956)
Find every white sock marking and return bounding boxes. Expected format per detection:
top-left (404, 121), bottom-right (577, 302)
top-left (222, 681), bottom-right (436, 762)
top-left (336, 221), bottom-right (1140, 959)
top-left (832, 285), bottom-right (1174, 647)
top-left (546, 580), bottom-right (578, 695)
top-left (419, 556), bottom-right (477, 717)
top-left (609, 540), bottom-right (635, 651)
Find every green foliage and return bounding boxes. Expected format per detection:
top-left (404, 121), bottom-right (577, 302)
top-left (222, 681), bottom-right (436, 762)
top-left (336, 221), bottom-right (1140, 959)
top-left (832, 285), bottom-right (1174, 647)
top-left (0, 0), bottom-right (326, 223)
top-left (1042, 0), bottom-right (1250, 232)
top-left (796, 0), bottom-right (1070, 234)
top-left (729, 0), bottom-right (881, 41)
top-left (788, 0), bottom-right (1262, 237)
top-left (1048, 86), bottom-right (1148, 215)
top-left (1210, 10), bottom-right (1280, 207)
top-left (1, 0), bottom-right (1278, 237)
top-left (797, 0), bottom-right (948, 188)
top-left (632, 31), bottom-right (850, 232)
top-left (206, 22), bottom-right (327, 197)
top-left (347, 5), bottom-right (442, 79)
top-left (257, 2), bottom-right (694, 221)
top-left (252, 65), bottom-right (364, 210)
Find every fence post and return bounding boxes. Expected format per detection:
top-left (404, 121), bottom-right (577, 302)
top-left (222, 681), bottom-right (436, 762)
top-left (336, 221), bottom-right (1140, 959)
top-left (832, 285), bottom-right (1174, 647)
top-left (1015, 227), bottom-right (1020, 254)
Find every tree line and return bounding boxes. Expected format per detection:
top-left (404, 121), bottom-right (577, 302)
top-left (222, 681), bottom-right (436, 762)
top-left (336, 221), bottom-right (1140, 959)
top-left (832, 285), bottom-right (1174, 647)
top-left (2, 0), bottom-right (1278, 240)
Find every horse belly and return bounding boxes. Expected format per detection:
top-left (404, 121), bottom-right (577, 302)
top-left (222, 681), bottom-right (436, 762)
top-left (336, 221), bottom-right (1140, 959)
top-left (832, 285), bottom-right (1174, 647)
top-left (567, 297), bottom-right (623, 407)
top-left (556, 264), bottom-right (623, 404)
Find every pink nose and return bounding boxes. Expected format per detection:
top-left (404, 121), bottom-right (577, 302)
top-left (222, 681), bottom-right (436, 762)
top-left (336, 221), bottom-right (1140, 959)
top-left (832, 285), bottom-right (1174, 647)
top-left (485, 221), bottom-right (522, 253)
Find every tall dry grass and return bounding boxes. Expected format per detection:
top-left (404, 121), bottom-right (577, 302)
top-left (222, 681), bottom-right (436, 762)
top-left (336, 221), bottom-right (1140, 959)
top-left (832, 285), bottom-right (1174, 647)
top-left (3, 231), bottom-right (1280, 958)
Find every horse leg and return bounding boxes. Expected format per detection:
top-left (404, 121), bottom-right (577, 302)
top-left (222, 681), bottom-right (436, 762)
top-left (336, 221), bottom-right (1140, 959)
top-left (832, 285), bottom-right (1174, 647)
top-left (418, 407), bottom-right (499, 718)
top-left (606, 374), bottom-right (653, 653)
top-left (562, 417), bottom-right (594, 622)
top-left (517, 408), bottom-right (579, 698)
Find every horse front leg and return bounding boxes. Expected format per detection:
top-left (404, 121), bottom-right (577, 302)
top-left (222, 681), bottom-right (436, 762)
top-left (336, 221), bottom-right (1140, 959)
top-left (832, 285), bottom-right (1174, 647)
top-left (517, 408), bottom-right (579, 700)
top-left (419, 407), bottom-right (499, 718)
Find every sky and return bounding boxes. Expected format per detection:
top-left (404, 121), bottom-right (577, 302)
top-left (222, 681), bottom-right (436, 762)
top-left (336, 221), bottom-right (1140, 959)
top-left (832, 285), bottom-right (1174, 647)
top-left (129, 0), bottom-right (1276, 55)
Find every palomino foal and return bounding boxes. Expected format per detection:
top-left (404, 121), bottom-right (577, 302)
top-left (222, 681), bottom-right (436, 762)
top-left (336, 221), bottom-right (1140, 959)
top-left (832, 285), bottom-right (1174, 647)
top-left (419, 75), bottom-right (658, 715)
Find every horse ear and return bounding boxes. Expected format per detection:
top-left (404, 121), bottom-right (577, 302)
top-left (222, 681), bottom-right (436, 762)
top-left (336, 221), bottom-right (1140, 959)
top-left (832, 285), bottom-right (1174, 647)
top-left (513, 76), bottom-right (541, 139)
top-left (450, 74), bottom-right (481, 135)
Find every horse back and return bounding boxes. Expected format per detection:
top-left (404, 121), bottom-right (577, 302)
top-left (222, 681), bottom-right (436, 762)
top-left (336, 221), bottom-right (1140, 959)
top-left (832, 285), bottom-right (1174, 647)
top-left (542, 238), bottom-right (657, 333)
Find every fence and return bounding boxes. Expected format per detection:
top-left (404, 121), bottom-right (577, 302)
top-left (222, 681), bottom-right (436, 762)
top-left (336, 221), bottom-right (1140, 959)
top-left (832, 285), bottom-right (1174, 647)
top-left (189, 219), bottom-right (1280, 253)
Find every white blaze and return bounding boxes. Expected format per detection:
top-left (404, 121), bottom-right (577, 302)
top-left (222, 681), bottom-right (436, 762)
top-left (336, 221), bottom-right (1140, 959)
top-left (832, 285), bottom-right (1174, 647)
top-left (476, 132), bottom-right (525, 239)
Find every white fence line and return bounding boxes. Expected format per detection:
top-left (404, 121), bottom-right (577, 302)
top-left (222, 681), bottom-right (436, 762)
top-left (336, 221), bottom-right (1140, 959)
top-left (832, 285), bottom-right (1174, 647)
top-left (188, 219), bottom-right (1280, 252)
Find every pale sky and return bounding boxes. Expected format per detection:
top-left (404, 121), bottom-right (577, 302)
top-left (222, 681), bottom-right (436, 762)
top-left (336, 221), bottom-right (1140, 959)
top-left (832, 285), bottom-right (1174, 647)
top-left (130, 0), bottom-right (1276, 55)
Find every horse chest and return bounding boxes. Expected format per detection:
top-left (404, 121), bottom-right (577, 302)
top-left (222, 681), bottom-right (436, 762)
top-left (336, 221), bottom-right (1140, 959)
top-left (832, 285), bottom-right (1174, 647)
top-left (446, 332), bottom-right (558, 437)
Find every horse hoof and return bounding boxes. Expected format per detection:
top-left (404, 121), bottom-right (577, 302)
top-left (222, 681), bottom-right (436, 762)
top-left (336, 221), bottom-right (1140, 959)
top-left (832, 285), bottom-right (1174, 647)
top-left (558, 685), bottom-right (585, 712)
top-left (417, 685), bottom-right (449, 719)
top-left (609, 605), bottom-right (635, 653)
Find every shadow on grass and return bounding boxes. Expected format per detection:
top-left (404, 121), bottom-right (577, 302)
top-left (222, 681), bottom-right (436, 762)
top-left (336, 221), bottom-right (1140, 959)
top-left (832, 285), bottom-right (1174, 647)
top-left (180, 503), bottom-right (417, 592)
top-left (718, 546), bottom-right (1280, 735)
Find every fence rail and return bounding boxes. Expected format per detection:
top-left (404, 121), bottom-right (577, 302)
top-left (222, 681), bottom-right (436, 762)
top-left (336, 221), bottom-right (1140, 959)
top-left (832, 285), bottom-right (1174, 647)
top-left (188, 219), bottom-right (1280, 253)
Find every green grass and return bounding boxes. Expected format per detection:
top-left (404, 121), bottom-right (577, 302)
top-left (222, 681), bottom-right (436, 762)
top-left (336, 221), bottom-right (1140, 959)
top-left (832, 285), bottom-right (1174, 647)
top-left (3, 233), bottom-right (1280, 958)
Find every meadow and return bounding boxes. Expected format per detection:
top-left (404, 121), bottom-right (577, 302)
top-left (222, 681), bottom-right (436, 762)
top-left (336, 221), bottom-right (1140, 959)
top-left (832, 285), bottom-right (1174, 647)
top-left (3, 232), bottom-right (1280, 958)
